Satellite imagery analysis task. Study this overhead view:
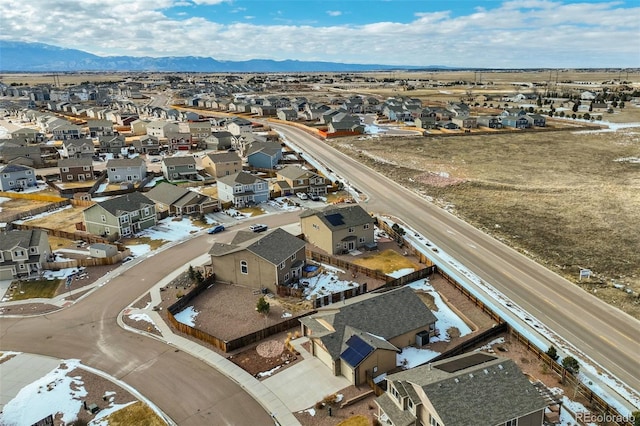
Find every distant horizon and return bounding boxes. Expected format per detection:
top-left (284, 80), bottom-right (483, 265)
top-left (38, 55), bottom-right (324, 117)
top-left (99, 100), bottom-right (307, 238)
top-left (1, 0), bottom-right (639, 68)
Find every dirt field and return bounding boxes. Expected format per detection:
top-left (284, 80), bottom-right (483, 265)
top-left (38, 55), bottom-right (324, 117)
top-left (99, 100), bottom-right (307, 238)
top-left (327, 127), bottom-right (640, 319)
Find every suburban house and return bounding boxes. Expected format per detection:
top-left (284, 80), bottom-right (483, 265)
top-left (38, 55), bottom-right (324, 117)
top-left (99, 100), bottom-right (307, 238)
top-left (11, 127), bottom-right (42, 144)
top-left (0, 229), bottom-right (51, 280)
top-left (277, 109), bottom-right (298, 121)
top-left (146, 121), bottom-right (178, 139)
top-left (146, 182), bottom-right (219, 218)
top-left (83, 192), bottom-right (157, 239)
top-left (0, 145), bottom-right (44, 166)
top-left (227, 118), bottom-right (253, 136)
top-left (132, 135), bottom-right (160, 155)
top-left (165, 131), bottom-right (192, 151)
top-left (130, 119), bottom-right (150, 136)
top-left (529, 114), bottom-right (547, 127)
top-left (477, 116), bottom-right (503, 129)
top-left (61, 139), bottom-right (95, 159)
top-left (208, 228), bottom-right (306, 293)
top-left (106, 157), bottom-right (147, 184)
top-left (97, 135), bottom-right (127, 154)
top-left (86, 119), bottom-right (114, 137)
top-left (451, 116), bottom-right (477, 129)
top-left (300, 205), bottom-right (375, 254)
top-left (217, 171), bottom-right (269, 207)
top-left (245, 141), bottom-right (283, 169)
top-left (501, 115), bottom-right (531, 129)
top-left (161, 156), bottom-right (198, 182)
top-left (299, 286), bottom-right (437, 385)
top-left (0, 164), bottom-right (38, 191)
top-left (275, 165), bottom-right (328, 196)
top-left (201, 151), bottom-right (242, 178)
top-left (51, 123), bottom-right (83, 140)
top-left (375, 352), bottom-right (547, 426)
top-left (58, 157), bottom-right (94, 183)
top-left (204, 131), bottom-right (235, 151)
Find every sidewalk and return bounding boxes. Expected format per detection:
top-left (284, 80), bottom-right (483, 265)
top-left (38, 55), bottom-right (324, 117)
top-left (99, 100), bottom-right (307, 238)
top-left (119, 254), bottom-right (302, 426)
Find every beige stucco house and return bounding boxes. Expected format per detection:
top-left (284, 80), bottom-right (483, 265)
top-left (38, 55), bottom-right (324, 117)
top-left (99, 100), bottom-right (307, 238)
top-left (300, 204), bottom-right (375, 254)
top-left (201, 151), bottom-right (243, 178)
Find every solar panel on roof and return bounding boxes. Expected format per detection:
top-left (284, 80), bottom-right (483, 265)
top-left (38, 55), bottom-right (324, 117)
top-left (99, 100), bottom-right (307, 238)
top-left (434, 353), bottom-right (496, 373)
top-left (341, 335), bottom-right (374, 367)
top-left (324, 213), bottom-right (345, 226)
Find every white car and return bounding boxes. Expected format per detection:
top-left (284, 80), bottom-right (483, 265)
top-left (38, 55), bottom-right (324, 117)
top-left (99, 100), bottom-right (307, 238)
top-left (249, 224), bottom-right (268, 233)
top-left (296, 192), bottom-right (308, 200)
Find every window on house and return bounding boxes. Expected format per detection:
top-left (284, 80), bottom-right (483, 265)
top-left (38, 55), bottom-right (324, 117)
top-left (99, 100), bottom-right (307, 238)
top-left (429, 415), bottom-right (442, 426)
top-left (280, 262), bottom-right (285, 270)
top-left (284, 272), bottom-right (289, 281)
top-left (505, 420), bottom-right (518, 426)
top-left (19, 264), bottom-right (26, 270)
top-left (62, 167), bottom-right (69, 172)
top-left (14, 250), bottom-right (24, 257)
top-left (131, 210), bottom-right (138, 217)
top-left (408, 399), bottom-right (414, 410)
top-left (240, 260), bottom-right (248, 274)
top-left (359, 237), bottom-right (365, 243)
top-left (312, 224), bottom-right (319, 230)
top-left (291, 253), bottom-right (296, 261)
top-left (101, 214), bottom-right (106, 222)
top-left (348, 227), bottom-right (354, 233)
top-left (67, 175), bottom-right (73, 180)
top-left (364, 223), bottom-right (370, 230)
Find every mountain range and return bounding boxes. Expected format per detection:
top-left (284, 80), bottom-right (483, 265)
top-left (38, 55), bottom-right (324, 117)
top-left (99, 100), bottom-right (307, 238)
top-left (0, 41), bottom-right (451, 73)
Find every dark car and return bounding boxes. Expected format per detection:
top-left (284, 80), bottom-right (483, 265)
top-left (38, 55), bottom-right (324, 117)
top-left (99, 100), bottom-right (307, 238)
top-left (207, 224), bottom-right (225, 234)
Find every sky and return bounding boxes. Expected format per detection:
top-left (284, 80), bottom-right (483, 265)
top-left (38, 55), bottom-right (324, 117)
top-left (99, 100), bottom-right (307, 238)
top-left (0, 0), bottom-right (639, 67)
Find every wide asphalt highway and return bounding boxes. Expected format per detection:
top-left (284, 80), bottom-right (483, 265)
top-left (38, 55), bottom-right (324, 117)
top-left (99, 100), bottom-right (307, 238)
top-left (0, 211), bottom-right (302, 425)
top-left (271, 123), bottom-right (640, 400)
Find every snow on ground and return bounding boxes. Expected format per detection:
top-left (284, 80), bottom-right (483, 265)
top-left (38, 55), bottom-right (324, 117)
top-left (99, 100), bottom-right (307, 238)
top-left (397, 346), bottom-right (440, 369)
top-left (614, 156), bottom-right (640, 164)
top-left (281, 312), bottom-right (292, 318)
top-left (13, 204), bottom-right (72, 224)
top-left (90, 401), bottom-right (137, 426)
top-left (408, 279), bottom-right (472, 341)
top-left (558, 395), bottom-right (597, 426)
top-left (43, 267), bottom-right (84, 280)
top-left (127, 244), bottom-right (151, 257)
top-left (135, 217), bottom-right (202, 242)
top-left (256, 365), bottom-right (281, 378)
top-left (143, 176), bottom-right (165, 188)
top-left (379, 217), bottom-right (640, 414)
top-left (301, 408), bottom-right (316, 416)
top-left (174, 306), bottom-right (199, 326)
top-left (127, 312), bottom-right (161, 332)
top-left (267, 197), bottom-right (301, 211)
top-left (302, 271), bottom-right (358, 300)
top-left (0, 359), bottom-right (87, 426)
top-left (365, 124), bottom-right (387, 134)
top-left (225, 208), bottom-right (252, 219)
top-left (475, 337), bottom-right (505, 352)
top-left (387, 268), bottom-right (414, 278)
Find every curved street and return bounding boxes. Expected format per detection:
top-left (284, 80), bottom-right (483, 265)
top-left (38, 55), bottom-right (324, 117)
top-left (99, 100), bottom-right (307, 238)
top-left (271, 122), bottom-right (640, 400)
top-left (0, 212), bottom-right (301, 425)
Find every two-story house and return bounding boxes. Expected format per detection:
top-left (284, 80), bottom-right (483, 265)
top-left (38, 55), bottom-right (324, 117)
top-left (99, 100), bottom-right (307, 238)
top-left (61, 138), bottom-right (95, 159)
top-left (204, 131), bottom-right (235, 151)
top-left (106, 157), bottom-right (147, 183)
top-left (201, 152), bottom-right (242, 178)
top-left (0, 144), bottom-right (43, 167)
top-left (300, 204), bottom-right (375, 254)
top-left (375, 352), bottom-right (547, 426)
top-left (217, 171), bottom-right (269, 207)
top-left (300, 286), bottom-right (437, 386)
top-left (147, 182), bottom-right (220, 218)
top-left (132, 135), bottom-right (160, 155)
top-left (245, 141), bottom-right (283, 169)
top-left (161, 156), bottom-right (198, 181)
top-left (86, 119), bottom-right (115, 137)
top-left (275, 165), bottom-right (328, 196)
top-left (0, 229), bottom-right (51, 280)
top-left (58, 158), bottom-right (94, 183)
top-left (82, 192), bottom-right (157, 239)
top-left (51, 123), bottom-right (83, 140)
top-left (0, 164), bottom-right (38, 191)
top-left (208, 228), bottom-right (306, 293)
top-left (227, 118), bottom-right (253, 136)
top-left (97, 135), bottom-right (126, 155)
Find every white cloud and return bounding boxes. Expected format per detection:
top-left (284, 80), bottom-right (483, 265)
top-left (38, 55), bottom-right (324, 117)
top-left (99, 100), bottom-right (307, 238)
top-left (0, 0), bottom-right (638, 67)
top-left (327, 10), bottom-right (342, 17)
top-left (190, 0), bottom-right (229, 4)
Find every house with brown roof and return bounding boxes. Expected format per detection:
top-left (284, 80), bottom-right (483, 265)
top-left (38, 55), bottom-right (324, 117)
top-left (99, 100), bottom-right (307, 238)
top-left (300, 204), bottom-right (375, 254)
top-left (375, 352), bottom-right (547, 426)
top-left (82, 192), bottom-right (156, 239)
top-left (146, 182), bottom-right (219, 218)
top-left (208, 228), bottom-right (306, 293)
top-left (299, 286), bottom-right (437, 385)
top-left (201, 151), bottom-right (242, 178)
top-left (275, 165), bottom-right (328, 197)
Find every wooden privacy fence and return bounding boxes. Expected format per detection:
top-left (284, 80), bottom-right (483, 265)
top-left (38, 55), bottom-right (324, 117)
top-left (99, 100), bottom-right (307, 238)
top-left (375, 218), bottom-right (435, 267)
top-left (1, 200), bottom-right (71, 227)
top-left (41, 249), bottom-right (131, 269)
top-left (12, 223), bottom-right (127, 251)
top-left (305, 249), bottom-right (389, 282)
top-left (365, 370), bottom-right (386, 397)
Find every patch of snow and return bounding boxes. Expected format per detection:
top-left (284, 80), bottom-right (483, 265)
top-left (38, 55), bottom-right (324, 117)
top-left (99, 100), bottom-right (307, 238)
top-left (373, 373), bottom-right (387, 384)
top-left (281, 312), bottom-right (292, 318)
top-left (134, 217), bottom-right (202, 242)
top-left (174, 306), bottom-right (199, 326)
top-left (127, 312), bottom-right (160, 332)
top-left (13, 205), bottom-right (72, 224)
top-left (126, 244), bottom-right (151, 257)
top-left (397, 346), bottom-right (440, 369)
top-left (559, 396), bottom-right (597, 426)
top-left (303, 408), bottom-right (316, 416)
top-left (256, 365), bottom-right (281, 378)
top-left (614, 157), bottom-right (640, 164)
top-left (365, 124), bottom-right (387, 134)
top-left (408, 279), bottom-right (472, 341)
top-left (475, 337), bottom-right (506, 352)
top-left (302, 271), bottom-right (358, 300)
top-left (0, 359), bottom-right (87, 426)
top-left (90, 400), bottom-right (137, 426)
top-left (387, 268), bottom-right (414, 278)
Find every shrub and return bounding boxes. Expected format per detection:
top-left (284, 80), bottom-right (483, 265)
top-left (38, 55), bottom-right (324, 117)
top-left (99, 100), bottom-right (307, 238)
top-left (562, 356), bottom-right (580, 375)
top-left (546, 345), bottom-right (559, 361)
top-left (323, 393), bottom-right (338, 405)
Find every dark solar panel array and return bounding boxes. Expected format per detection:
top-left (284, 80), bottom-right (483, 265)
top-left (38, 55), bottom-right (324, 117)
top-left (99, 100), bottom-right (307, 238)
top-left (324, 213), bottom-right (345, 226)
top-left (434, 353), bottom-right (497, 373)
top-left (341, 335), bottom-right (374, 367)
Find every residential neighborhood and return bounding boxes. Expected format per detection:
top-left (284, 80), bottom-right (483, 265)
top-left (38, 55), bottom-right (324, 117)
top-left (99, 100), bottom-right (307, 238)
top-left (0, 68), bottom-right (638, 426)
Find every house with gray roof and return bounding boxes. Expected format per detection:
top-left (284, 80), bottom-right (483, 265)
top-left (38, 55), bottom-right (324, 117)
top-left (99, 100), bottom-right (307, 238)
top-left (132, 135), bottom-right (160, 155)
top-left (146, 182), bottom-right (219, 217)
top-left (58, 157), bottom-right (94, 183)
top-left (161, 156), bottom-right (198, 182)
top-left (201, 151), bottom-right (242, 178)
top-left (0, 229), bottom-right (51, 280)
top-left (204, 131), bottom-right (235, 151)
top-left (61, 138), bottom-right (95, 159)
top-left (375, 352), bottom-right (547, 426)
top-left (300, 204), bottom-right (375, 254)
top-left (275, 165), bottom-right (328, 196)
top-left (106, 157), bottom-right (147, 184)
top-left (208, 228), bottom-right (306, 292)
top-left (217, 171), bottom-right (269, 207)
top-left (245, 141), bottom-right (282, 169)
top-left (299, 286), bottom-right (437, 385)
top-left (0, 164), bottom-right (38, 191)
top-left (82, 192), bottom-right (156, 239)
top-left (97, 135), bottom-right (126, 155)
top-left (0, 144), bottom-right (43, 166)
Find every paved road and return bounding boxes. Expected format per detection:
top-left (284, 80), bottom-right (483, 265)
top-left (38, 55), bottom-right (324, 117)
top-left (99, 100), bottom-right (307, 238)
top-left (271, 122), bottom-right (640, 399)
top-left (0, 211), bottom-right (301, 425)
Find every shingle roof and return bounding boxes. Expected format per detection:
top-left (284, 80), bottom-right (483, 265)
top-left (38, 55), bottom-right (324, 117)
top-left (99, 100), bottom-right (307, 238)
top-left (246, 141), bottom-right (282, 157)
top-left (94, 192), bottom-right (154, 215)
top-left (163, 156), bottom-right (196, 166)
top-left (0, 229), bottom-right (46, 251)
top-left (276, 165), bottom-right (317, 180)
top-left (106, 157), bottom-right (145, 168)
top-left (58, 157), bottom-right (92, 168)
top-left (300, 205), bottom-right (373, 230)
top-left (384, 353), bottom-right (548, 426)
top-left (209, 228), bottom-right (305, 266)
top-left (206, 152), bottom-right (241, 164)
top-left (217, 171), bottom-right (265, 186)
top-left (0, 164), bottom-right (35, 173)
top-left (302, 286), bottom-right (437, 359)
top-left (146, 182), bottom-right (190, 205)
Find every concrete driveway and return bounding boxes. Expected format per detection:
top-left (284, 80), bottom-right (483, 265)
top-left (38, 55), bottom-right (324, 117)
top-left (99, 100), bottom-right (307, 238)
top-left (261, 338), bottom-right (350, 412)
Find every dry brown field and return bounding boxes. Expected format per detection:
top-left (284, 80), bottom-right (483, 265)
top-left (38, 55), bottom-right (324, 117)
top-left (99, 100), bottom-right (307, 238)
top-left (327, 125), bottom-right (640, 319)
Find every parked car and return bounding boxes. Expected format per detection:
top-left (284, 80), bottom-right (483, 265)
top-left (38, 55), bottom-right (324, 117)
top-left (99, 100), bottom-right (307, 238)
top-left (308, 193), bottom-right (320, 201)
top-left (249, 224), bottom-right (268, 233)
top-left (296, 192), bottom-right (308, 200)
top-left (207, 224), bottom-right (225, 234)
